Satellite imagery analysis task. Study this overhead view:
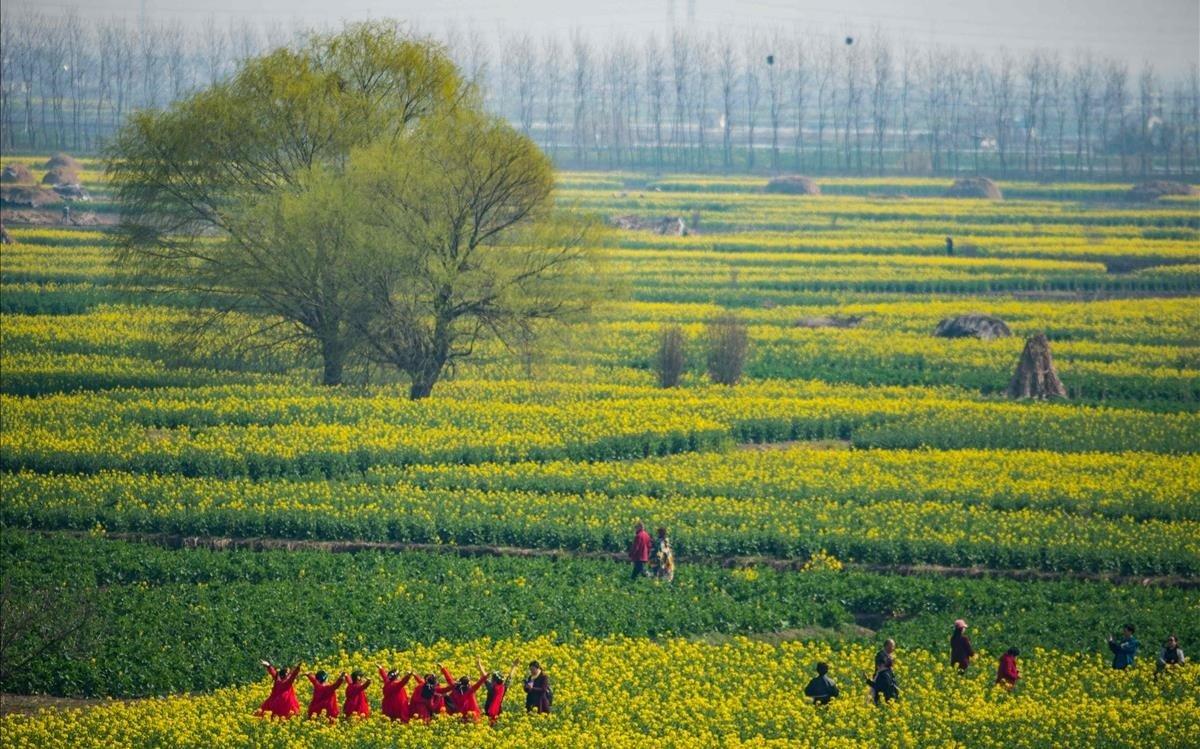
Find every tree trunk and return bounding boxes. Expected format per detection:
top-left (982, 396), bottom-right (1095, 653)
top-left (321, 339), bottom-right (346, 386)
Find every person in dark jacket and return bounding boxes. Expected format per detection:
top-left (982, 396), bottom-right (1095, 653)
top-left (1156, 634), bottom-right (1185, 678)
top-left (523, 660), bottom-right (551, 713)
top-left (950, 619), bottom-right (975, 672)
top-left (864, 665), bottom-right (899, 704)
top-left (803, 662), bottom-right (840, 705)
top-left (995, 648), bottom-right (1020, 689)
top-left (1107, 624), bottom-right (1140, 670)
top-left (945, 236), bottom-right (954, 255)
top-left (867, 639), bottom-right (895, 702)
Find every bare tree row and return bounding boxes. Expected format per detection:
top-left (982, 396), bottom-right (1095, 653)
top-left (4, 11), bottom-right (1199, 178)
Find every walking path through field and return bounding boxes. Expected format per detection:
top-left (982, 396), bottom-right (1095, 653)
top-left (51, 530), bottom-right (1199, 589)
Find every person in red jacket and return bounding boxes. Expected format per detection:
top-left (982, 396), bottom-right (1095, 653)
top-left (629, 522), bottom-right (652, 579)
top-left (408, 671), bottom-right (446, 723)
top-left (306, 670), bottom-right (346, 721)
top-left (342, 670), bottom-right (371, 719)
top-left (437, 662), bottom-right (487, 722)
top-left (479, 657), bottom-right (521, 725)
top-left (256, 660), bottom-right (301, 718)
top-left (996, 648), bottom-right (1021, 689)
top-left (377, 665), bottom-right (413, 722)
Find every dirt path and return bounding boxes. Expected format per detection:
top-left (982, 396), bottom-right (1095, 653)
top-left (55, 530), bottom-right (1199, 589)
top-left (0, 693), bottom-right (128, 716)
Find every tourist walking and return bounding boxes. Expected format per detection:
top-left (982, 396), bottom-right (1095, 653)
top-left (629, 522), bottom-right (652, 579)
top-left (651, 527), bottom-right (675, 582)
top-left (950, 619), bottom-right (975, 672)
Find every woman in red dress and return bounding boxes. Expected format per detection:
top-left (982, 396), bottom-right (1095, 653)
top-left (480, 658), bottom-right (521, 725)
top-left (378, 666), bottom-right (414, 722)
top-left (437, 662), bottom-right (487, 722)
top-left (342, 670), bottom-right (371, 718)
top-left (256, 660), bottom-right (301, 718)
top-left (306, 670), bottom-right (346, 720)
top-left (408, 671), bottom-right (446, 723)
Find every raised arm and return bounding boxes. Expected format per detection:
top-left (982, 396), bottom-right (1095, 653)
top-left (284, 665), bottom-right (301, 684)
top-left (476, 657), bottom-right (487, 680)
top-left (440, 665), bottom-right (455, 684)
top-left (378, 667), bottom-right (389, 683)
top-left (506, 661), bottom-right (520, 685)
top-left (306, 673), bottom-right (319, 686)
top-left (333, 673), bottom-right (347, 688)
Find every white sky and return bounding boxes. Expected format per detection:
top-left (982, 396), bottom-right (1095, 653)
top-left (14, 0), bottom-right (1200, 74)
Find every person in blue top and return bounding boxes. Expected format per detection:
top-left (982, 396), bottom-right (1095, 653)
top-left (1107, 624), bottom-right (1140, 669)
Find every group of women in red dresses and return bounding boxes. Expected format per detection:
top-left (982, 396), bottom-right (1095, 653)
top-left (256, 657), bottom-right (542, 724)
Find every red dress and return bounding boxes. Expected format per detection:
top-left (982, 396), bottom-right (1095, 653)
top-left (409, 678), bottom-right (446, 723)
top-left (379, 669), bottom-right (412, 722)
top-left (306, 674), bottom-right (345, 719)
top-left (258, 667), bottom-right (300, 718)
top-left (630, 530), bottom-right (652, 562)
top-left (343, 679), bottom-right (371, 718)
top-left (484, 680), bottom-right (507, 723)
top-left (438, 667), bottom-right (486, 721)
top-left (996, 653), bottom-right (1020, 685)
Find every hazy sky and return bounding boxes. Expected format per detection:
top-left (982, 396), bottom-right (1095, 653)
top-left (16, 0), bottom-right (1200, 74)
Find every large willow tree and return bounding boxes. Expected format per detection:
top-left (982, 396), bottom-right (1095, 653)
top-left (107, 22), bottom-right (463, 385)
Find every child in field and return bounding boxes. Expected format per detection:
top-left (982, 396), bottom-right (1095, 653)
top-left (995, 648), bottom-right (1020, 689)
top-left (378, 666), bottom-right (414, 721)
top-left (438, 662), bottom-right (487, 721)
top-left (409, 672), bottom-right (446, 722)
top-left (306, 670), bottom-right (346, 720)
top-left (342, 670), bottom-right (371, 718)
top-left (480, 657), bottom-right (521, 724)
top-left (256, 660), bottom-right (301, 718)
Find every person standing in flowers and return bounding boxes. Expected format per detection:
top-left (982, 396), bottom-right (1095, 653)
top-left (256, 660), bottom-right (301, 718)
top-left (377, 666), bottom-right (414, 722)
top-left (950, 619), bottom-right (975, 672)
top-left (629, 522), bottom-right (652, 579)
top-left (651, 527), bottom-right (676, 582)
top-left (523, 660), bottom-right (552, 713)
top-left (1107, 624), bottom-right (1140, 669)
top-left (480, 657), bottom-right (521, 724)
top-left (342, 670), bottom-right (371, 718)
top-left (306, 670), bottom-right (346, 720)
top-left (866, 639), bottom-right (896, 702)
top-left (804, 662), bottom-right (840, 705)
top-left (995, 648), bottom-right (1021, 689)
top-left (1156, 634), bottom-right (1186, 678)
top-left (409, 671), bottom-right (446, 722)
top-left (438, 662), bottom-right (487, 721)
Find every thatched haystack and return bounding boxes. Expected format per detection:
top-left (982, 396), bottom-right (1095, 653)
top-left (43, 153), bottom-right (81, 171)
top-left (934, 314), bottom-right (1012, 340)
top-left (42, 166), bottom-right (80, 186)
top-left (945, 177), bottom-right (1002, 200)
top-left (610, 214), bottom-right (689, 236)
top-left (1128, 181), bottom-right (1197, 201)
top-left (1, 163), bottom-right (34, 184)
top-left (52, 183), bottom-right (89, 200)
top-left (1007, 332), bottom-right (1067, 399)
top-left (765, 175), bottom-right (821, 195)
top-left (0, 184), bottom-right (61, 209)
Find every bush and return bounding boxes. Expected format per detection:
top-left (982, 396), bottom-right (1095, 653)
top-left (705, 314), bottom-right (748, 386)
top-left (655, 325), bottom-right (686, 388)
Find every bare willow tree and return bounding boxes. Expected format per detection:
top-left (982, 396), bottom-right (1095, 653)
top-left (107, 22), bottom-right (464, 385)
top-left (870, 36), bottom-right (893, 174)
top-left (646, 34), bottom-right (667, 172)
top-left (764, 31), bottom-right (786, 173)
top-left (791, 36), bottom-right (810, 170)
top-left (718, 32), bottom-right (737, 170)
top-left (350, 109), bottom-right (605, 398)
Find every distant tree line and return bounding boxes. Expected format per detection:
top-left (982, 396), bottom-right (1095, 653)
top-left (3, 9), bottom-right (1199, 178)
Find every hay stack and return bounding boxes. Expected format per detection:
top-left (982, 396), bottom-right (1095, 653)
top-left (1128, 181), bottom-right (1197, 201)
top-left (43, 153), bottom-right (81, 171)
top-left (1, 163), bottom-right (34, 184)
top-left (945, 177), bottom-right (1002, 200)
top-left (0, 185), bottom-right (61, 209)
top-left (795, 315), bottom-right (863, 329)
top-left (934, 314), bottom-right (1012, 340)
top-left (1007, 332), bottom-right (1067, 399)
top-left (610, 214), bottom-right (689, 236)
top-left (42, 166), bottom-right (80, 186)
top-left (765, 175), bottom-right (821, 195)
